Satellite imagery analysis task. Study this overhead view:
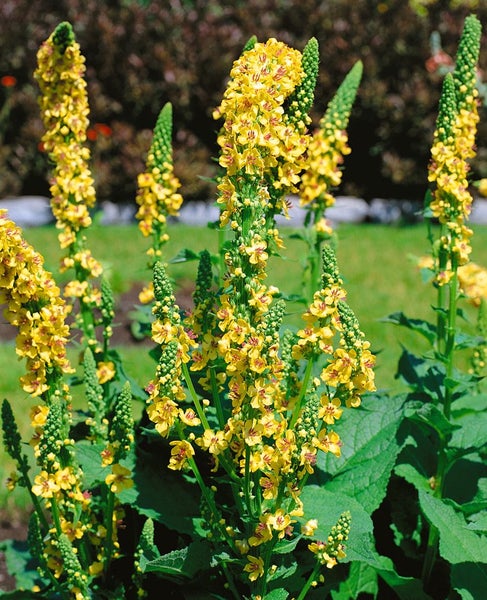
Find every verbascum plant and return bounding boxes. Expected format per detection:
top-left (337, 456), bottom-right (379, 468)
top-left (142, 37), bottom-right (375, 598)
top-left (385, 15), bottom-right (486, 597)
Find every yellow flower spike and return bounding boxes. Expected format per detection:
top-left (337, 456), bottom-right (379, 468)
top-left (0, 210), bottom-right (73, 397)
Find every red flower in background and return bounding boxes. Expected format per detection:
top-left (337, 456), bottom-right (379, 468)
top-left (87, 122), bottom-right (113, 141)
top-left (425, 50), bottom-right (453, 74)
top-left (1, 75), bottom-right (17, 87)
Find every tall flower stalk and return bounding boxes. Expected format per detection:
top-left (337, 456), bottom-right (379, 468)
top-left (422, 13), bottom-right (481, 585)
top-left (299, 61), bottom-right (362, 299)
top-left (35, 22), bottom-right (105, 352)
top-left (143, 37), bottom-right (375, 597)
top-left (136, 102), bottom-right (183, 304)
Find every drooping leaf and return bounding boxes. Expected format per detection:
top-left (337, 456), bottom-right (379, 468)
top-left (382, 312), bottom-right (437, 345)
top-left (395, 349), bottom-right (445, 398)
top-left (404, 401), bottom-right (458, 442)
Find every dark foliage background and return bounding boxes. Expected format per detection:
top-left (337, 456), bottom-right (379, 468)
top-left (0, 0), bottom-right (486, 203)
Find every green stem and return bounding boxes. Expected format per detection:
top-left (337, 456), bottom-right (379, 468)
top-left (423, 240), bottom-right (459, 587)
top-left (103, 487), bottom-right (116, 572)
top-left (221, 561), bottom-right (241, 600)
top-left (210, 367), bottom-right (226, 428)
top-left (290, 359), bottom-right (314, 428)
top-left (182, 362), bottom-right (211, 430)
top-left (296, 561), bottom-right (322, 600)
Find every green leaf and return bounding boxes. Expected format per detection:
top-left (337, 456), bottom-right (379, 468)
top-left (76, 441), bottom-right (110, 487)
top-left (299, 485), bottom-right (377, 565)
top-left (405, 402), bottom-right (458, 441)
top-left (382, 312), bottom-right (436, 345)
top-left (394, 463), bottom-right (431, 492)
top-left (169, 247), bottom-right (200, 263)
top-left (264, 588), bottom-right (290, 600)
top-left (452, 393), bottom-right (487, 415)
top-left (299, 487), bottom-right (431, 600)
top-left (374, 554), bottom-right (432, 600)
top-left (331, 562), bottom-right (378, 599)
top-left (141, 539), bottom-right (212, 579)
top-left (317, 393), bottom-right (405, 513)
top-left (118, 455), bottom-right (200, 535)
top-left (418, 490), bottom-right (487, 567)
top-left (450, 411), bottom-right (487, 451)
top-left (0, 539), bottom-right (42, 592)
top-left (395, 349), bottom-right (445, 397)
top-left (451, 562), bottom-right (487, 600)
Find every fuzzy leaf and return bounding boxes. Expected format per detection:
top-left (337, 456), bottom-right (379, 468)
top-left (75, 441), bottom-right (110, 487)
top-left (141, 539), bottom-right (211, 578)
top-left (331, 562), bottom-right (378, 599)
top-left (395, 350), bottom-right (444, 397)
top-left (299, 485), bottom-right (377, 565)
top-left (418, 490), bottom-right (487, 567)
top-left (316, 393), bottom-right (405, 513)
top-left (450, 411), bottom-right (487, 451)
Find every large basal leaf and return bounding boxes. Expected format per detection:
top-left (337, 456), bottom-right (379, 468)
top-left (299, 485), bottom-right (377, 566)
top-left (316, 393), bottom-right (405, 514)
top-left (418, 490), bottom-right (487, 570)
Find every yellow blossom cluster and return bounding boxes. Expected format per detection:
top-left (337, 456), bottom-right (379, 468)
top-left (136, 104), bottom-right (183, 241)
top-left (35, 22), bottom-right (96, 242)
top-left (299, 125), bottom-right (349, 211)
top-left (35, 22), bottom-right (104, 333)
top-left (428, 15), bottom-right (481, 273)
top-left (418, 254), bottom-right (487, 306)
top-left (0, 210), bottom-right (73, 396)
top-left (214, 38), bottom-right (308, 226)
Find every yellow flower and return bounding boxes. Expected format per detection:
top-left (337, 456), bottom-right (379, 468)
top-left (318, 397), bottom-right (343, 425)
top-left (32, 470), bottom-right (60, 498)
top-left (196, 429), bottom-right (228, 455)
top-left (105, 464), bottom-right (133, 493)
top-left (168, 440), bottom-right (194, 471)
top-left (302, 519), bottom-right (318, 536)
top-left (96, 361), bottom-right (116, 384)
top-left (244, 554), bottom-right (265, 581)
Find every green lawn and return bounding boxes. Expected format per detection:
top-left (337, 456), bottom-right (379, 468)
top-left (2, 220), bottom-right (487, 510)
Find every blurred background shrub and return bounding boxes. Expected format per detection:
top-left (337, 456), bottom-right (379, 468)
top-left (0, 0), bottom-right (486, 204)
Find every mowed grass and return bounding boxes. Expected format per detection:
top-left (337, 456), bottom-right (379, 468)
top-left (2, 220), bottom-right (487, 510)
